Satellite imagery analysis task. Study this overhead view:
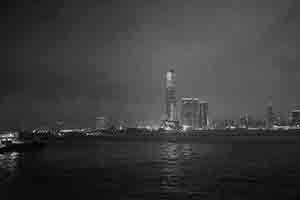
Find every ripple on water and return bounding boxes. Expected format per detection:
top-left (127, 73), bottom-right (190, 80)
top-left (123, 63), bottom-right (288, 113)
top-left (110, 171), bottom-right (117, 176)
top-left (0, 152), bottom-right (20, 184)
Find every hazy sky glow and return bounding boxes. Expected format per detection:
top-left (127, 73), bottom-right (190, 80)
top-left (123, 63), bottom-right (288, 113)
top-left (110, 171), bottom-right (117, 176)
top-left (1, 0), bottom-right (300, 128)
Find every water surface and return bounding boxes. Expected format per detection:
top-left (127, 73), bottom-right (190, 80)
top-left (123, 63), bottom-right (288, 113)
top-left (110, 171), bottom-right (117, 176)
top-left (1, 136), bottom-right (300, 199)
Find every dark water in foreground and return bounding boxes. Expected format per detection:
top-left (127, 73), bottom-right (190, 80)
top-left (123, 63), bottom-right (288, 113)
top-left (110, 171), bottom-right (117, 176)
top-left (2, 136), bottom-right (300, 199)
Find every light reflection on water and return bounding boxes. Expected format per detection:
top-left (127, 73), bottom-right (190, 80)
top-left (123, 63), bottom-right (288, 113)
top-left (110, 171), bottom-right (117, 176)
top-left (0, 152), bottom-right (20, 182)
top-left (160, 143), bottom-right (184, 192)
top-left (2, 139), bottom-right (300, 199)
top-left (159, 142), bottom-right (213, 193)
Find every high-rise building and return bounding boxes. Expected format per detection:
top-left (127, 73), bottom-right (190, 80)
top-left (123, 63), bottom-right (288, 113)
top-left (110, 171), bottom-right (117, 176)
top-left (266, 101), bottom-right (274, 129)
top-left (160, 69), bottom-right (180, 130)
top-left (239, 115), bottom-right (249, 129)
top-left (166, 69), bottom-right (177, 121)
top-left (96, 117), bottom-right (109, 129)
top-left (289, 110), bottom-right (300, 127)
top-left (199, 101), bottom-right (208, 129)
top-left (180, 98), bottom-right (200, 130)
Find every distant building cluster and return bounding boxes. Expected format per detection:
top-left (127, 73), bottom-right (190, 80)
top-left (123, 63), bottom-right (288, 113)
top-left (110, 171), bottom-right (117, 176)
top-left (160, 69), bottom-right (300, 131)
top-left (180, 98), bottom-right (208, 130)
top-left (18, 69), bottom-right (300, 134)
top-left (161, 69), bottom-right (208, 131)
top-left (39, 69), bottom-right (300, 133)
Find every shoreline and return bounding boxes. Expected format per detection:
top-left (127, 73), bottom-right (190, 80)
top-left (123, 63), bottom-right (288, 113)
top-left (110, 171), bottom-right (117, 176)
top-left (54, 132), bottom-right (300, 144)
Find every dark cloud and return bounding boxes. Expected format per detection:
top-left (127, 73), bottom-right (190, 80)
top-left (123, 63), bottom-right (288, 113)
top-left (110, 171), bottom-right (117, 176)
top-left (1, 0), bottom-right (300, 127)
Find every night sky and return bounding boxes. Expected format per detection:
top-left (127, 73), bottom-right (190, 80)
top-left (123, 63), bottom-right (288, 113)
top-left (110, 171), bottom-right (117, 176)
top-left (1, 0), bottom-right (300, 128)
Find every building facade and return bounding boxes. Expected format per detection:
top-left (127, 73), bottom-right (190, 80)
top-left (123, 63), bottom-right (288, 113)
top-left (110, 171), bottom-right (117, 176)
top-left (289, 110), bottom-right (300, 127)
top-left (266, 102), bottom-right (274, 129)
top-left (166, 70), bottom-right (177, 121)
top-left (180, 98), bottom-right (200, 130)
top-left (96, 117), bottom-right (109, 129)
top-left (199, 101), bottom-right (208, 129)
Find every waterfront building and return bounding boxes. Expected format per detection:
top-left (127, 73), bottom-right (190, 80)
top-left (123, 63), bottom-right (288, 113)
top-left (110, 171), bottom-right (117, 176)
top-left (266, 101), bottom-right (275, 129)
top-left (165, 69), bottom-right (177, 121)
top-left (224, 119), bottom-right (236, 129)
top-left (199, 101), bottom-right (208, 129)
top-left (180, 98), bottom-right (200, 130)
top-left (288, 110), bottom-right (300, 127)
top-left (161, 69), bottom-right (180, 130)
top-left (96, 117), bottom-right (109, 129)
top-left (239, 114), bottom-right (249, 129)
top-left (54, 121), bottom-right (64, 133)
top-left (0, 130), bottom-right (19, 144)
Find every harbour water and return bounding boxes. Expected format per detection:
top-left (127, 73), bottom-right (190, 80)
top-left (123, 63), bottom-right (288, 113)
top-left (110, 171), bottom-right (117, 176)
top-left (1, 135), bottom-right (300, 199)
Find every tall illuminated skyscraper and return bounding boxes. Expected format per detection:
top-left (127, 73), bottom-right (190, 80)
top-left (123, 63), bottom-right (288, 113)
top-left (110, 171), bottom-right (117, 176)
top-left (161, 69), bottom-right (179, 130)
top-left (266, 101), bottom-right (274, 129)
top-left (199, 101), bottom-right (208, 129)
top-left (166, 69), bottom-right (177, 121)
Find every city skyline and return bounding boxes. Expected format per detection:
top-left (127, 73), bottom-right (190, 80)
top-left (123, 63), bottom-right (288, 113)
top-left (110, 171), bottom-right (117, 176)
top-left (1, 0), bottom-right (300, 128)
